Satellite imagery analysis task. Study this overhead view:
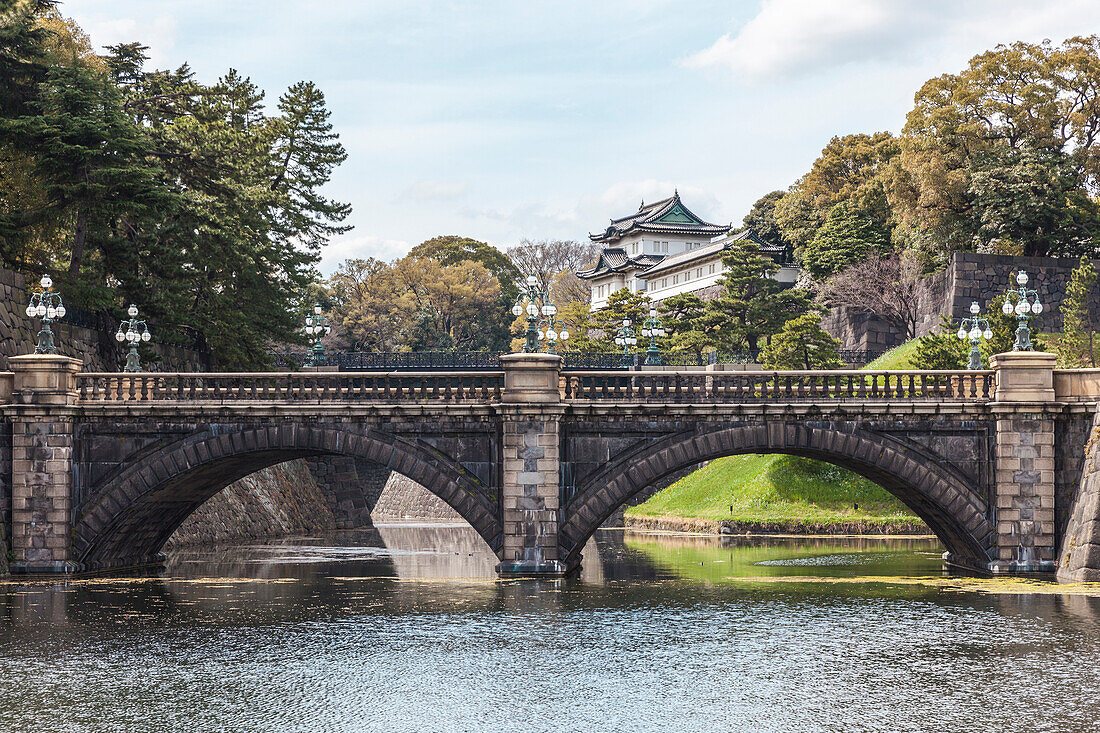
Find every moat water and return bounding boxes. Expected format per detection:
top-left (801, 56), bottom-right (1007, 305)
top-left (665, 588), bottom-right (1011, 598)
top-left (3, 526), bottom-right (1100, 732)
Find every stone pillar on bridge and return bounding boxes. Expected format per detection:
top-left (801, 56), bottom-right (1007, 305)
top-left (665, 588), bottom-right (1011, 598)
top-left (7, 354), bottom-right (82, 574)
top-left (989, 351), bottom-right (1059, 574)
top-left (496, 353), bottom-right (569, 576)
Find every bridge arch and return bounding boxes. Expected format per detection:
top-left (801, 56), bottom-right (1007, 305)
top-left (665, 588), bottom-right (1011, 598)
top-left (560, 422), bottom-right (994, 571)
top-left (73, 425), bottom-right (501, 570)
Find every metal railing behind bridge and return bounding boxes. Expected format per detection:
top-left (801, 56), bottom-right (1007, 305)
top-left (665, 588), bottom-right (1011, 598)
top-left (76, 371), bottom-right (505, 403)
top-left (562, 370), bottom-right (994, 402)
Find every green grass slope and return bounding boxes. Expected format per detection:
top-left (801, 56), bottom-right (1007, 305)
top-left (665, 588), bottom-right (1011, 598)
top-left (625, 454), bottom-right (923, 530)
top-left (864, 340), bottom-right (920, 370)
top-left (627, 338), bottom-right (928, 531)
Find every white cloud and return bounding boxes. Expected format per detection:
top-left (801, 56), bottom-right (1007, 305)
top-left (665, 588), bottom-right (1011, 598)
top-left (78, 15), bottom-right (179, 67)
top-left (686, 0), bottom-right (1100, 81)
top-left (317, 234), bottom-right (410, 274)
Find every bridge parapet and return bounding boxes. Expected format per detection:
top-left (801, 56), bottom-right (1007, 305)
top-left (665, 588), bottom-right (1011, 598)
top-left (562, 369), bottom-right (994, 402)
top-left (74, 371), bottom-right (505, 403)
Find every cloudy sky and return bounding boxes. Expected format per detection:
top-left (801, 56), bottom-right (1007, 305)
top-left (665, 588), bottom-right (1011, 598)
top-left (62, 0), bottom-right (1100, 272)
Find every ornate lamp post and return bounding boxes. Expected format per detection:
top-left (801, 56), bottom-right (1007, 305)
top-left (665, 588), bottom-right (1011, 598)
top-left (304, 303), bottom-right (331, 366)
top-left (511, 274), bottom-right (563, 354)
top-left (115, 304), bottom-right (152, 372)
top-left (25, 274), bottom-right (66, 354)
top-left (1001, 270), bottom-right (1044, 351)
top-left (956, 301), bottom-right (992, 370)
top-left (540, 311), bottom-right (570, 355)
top-left (641, 307), bottom-right (666, 366)
top-left (512, 274), bottom-right (544, 353)
top-left (614, 318), bottom-right (637, 367)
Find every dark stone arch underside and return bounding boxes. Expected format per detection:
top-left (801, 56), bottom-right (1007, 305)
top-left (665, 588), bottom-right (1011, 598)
top-left (73, 425), bottom-right (501, 570)
top-left (560, 422), bottom-right (994, 570)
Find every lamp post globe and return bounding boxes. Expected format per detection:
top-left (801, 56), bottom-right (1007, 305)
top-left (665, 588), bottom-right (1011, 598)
top-left (957, 300), bottom-right (991, 370)
top-left (511, 272), bottom-right (568, 354)
top-left (303, 303), bottom-right (331, 367)
top-left (116, 304), bottom-right (152, 372)
top-left (1003, 269), bottom-right (1043, 351)
top-left (642, 306), bottom-right (666, 366)
top-left (27, 273), bottom-right (66, 354)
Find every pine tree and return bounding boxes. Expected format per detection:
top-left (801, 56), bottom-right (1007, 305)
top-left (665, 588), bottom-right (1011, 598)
top-left (913, 316), bottom-right (969, 369)
top-left (702, 239), bottom-right (809, 352)
top-left (1059, 257), bottom-right (1098, 366)
top-left (800, 200), bottom-right (892, 280)
top-left (760, 313), bottom-right (842, 370)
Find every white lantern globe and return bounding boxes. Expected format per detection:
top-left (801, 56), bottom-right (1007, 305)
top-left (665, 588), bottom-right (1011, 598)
top-left (969, 326), bottom-right (981, 340)
top-left (46, 306), bottom-right (57, 319)
top-left (983, 329), bottom-right (993, 340)
top-left (560, 330), bottom-right (569, 340)
top-left (1016, 270), bottom-right (1029, 286)
top-left (957, 327), bottom-right (967, 340)
top-left (969, 301), bottom-right (980, 315)
top-left (25, 305), bottom-right (35, 318)
top-left (526, 274), bottom-right (538, 287)
top-left (526, 303), bottom-right (538, 317)
top-left (547, 330), bottom-right (558, 341)
top-left (128, 304), bottom-right (139, 318)
top-left (1002, 300), bottom-right (1014, 316)
top-left (1032, 301), bottom-right (1043, 314)
top-left (55, 305), bottom-right (65, 318)
top-left (537, 330), bottom-right (544, 340)
top-left (615, 337), bottom-right (624, 346)
top-left (115, 331), bottom-right (126, 342)
top-left (35, 304), bottom-right (46, 317)
top-left (40, 275), bottom-right (52, 289)
top-left (512, 304), bottom-right (523, 317)
top-left (1015, 301), bottom-right (1029, 315)
top-left (141, 331), bottom-right (151, 342)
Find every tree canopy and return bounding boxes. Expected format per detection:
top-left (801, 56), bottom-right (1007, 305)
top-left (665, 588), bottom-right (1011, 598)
top-left (0, 5), bottom-right (350, 367)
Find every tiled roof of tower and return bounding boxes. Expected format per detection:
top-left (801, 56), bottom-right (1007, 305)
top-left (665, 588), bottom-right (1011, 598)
top-left (576, 249), bottom-right (666, 280)
top-left (589, 191), bottom-right (731, 243)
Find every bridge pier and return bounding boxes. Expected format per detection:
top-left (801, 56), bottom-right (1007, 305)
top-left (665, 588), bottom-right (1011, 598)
top-left (6, 355), bottom-right (82, 574)
top-left (989, 352), bottom-right (1058, 574)
top-left (496, 353), bottom-right (573, 576)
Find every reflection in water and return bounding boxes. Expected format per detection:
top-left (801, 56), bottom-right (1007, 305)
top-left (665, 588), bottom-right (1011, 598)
top-left (2, 526), bottom-right (1100, 732)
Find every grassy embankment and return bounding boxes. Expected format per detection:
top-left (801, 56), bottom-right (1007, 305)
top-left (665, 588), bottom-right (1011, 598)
top-left (625, 341), bottom-right (929, 533)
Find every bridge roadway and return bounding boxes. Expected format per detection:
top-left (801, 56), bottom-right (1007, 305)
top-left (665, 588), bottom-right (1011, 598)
top-left (2, 352), bottom-right (1100, 580)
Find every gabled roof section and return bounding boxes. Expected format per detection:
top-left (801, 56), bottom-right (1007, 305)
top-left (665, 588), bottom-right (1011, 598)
top-left (640, 229), bottom-right (787, 278)
top-left (590, 190), bottom-right (731, 243)
top-left (576, 248), bottom-right (666, 280)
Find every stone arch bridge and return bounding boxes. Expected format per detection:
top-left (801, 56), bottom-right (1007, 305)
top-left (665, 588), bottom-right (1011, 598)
top-left (3, 352), bottom-right (1100, 580)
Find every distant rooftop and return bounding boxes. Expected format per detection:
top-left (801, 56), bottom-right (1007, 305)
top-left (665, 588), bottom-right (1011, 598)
top-left (589, 191), bottom-right (730, 244)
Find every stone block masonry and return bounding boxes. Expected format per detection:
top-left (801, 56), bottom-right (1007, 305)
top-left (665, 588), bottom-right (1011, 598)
top-left (166, 460), bottom-right (336, 550)
top-left (498, 410), bottom-right (564, 572)
top-left (822, 251), bottom-right (1100, 352)
top-left (0, 264), bottom-right (205, 372)
top-left (991, 412), bottom-right (1057, 572)
top-left (1058, 412), bottom-right (1100, 581)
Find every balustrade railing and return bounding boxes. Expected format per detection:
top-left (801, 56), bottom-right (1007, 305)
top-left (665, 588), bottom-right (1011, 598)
top-left (76, 371), bottom-right (504, 403)
top-left (72, 369), bottom-right (994, 405)
top-left (562, 370), bottom-right (994, 402)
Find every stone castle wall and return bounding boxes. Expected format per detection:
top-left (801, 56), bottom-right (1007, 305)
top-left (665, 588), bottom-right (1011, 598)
top-left (0, 266), bottom-right (206, 372)
top-left (372, 472), bottom-right (463, 521)
top-left (822, 252), bottom-right (1100, 352)
top-left (1057, 412), bottom-right (1100, 581)
top-left (166, 460), bottom-right (336, 550)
